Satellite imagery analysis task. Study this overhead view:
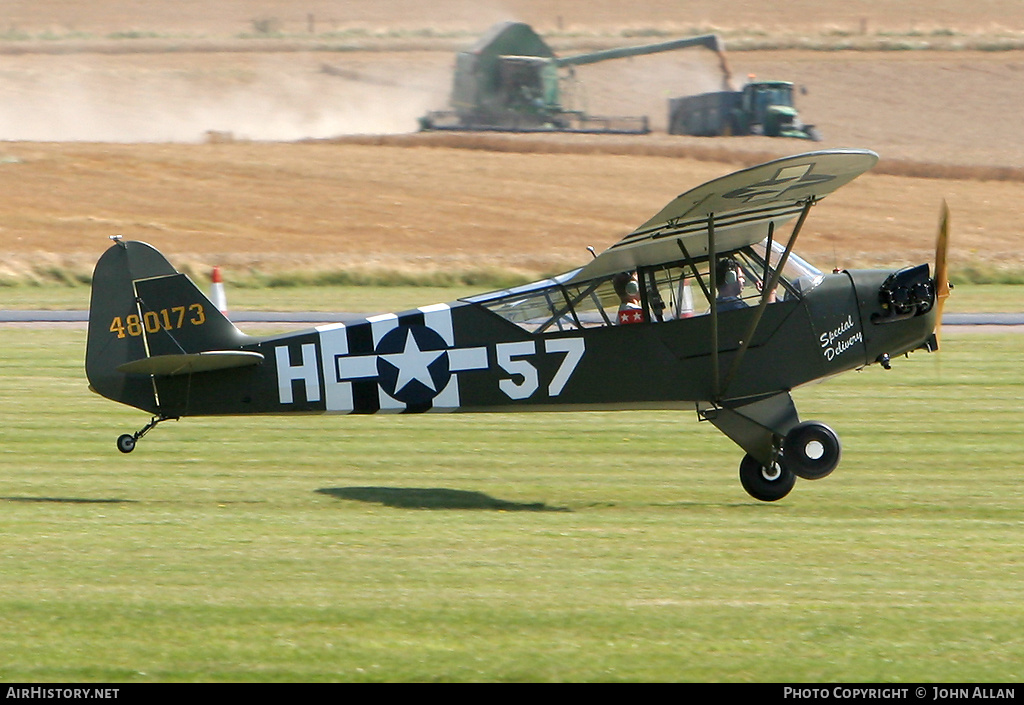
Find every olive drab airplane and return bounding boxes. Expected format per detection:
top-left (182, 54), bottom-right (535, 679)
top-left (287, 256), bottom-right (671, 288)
top-left (85, 149), bottom-right (951, 502)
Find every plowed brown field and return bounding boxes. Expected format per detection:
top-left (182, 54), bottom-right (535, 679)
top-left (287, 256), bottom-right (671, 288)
top-left (3, 1), bottom-right (1024, 281)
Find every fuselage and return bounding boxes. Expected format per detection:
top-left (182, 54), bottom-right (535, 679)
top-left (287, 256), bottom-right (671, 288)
top-left (113, 265), bottom-right (935, 419)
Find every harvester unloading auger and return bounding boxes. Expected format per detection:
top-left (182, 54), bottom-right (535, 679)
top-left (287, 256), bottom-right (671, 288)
top-left (419, 21), bottom-right (732, 135)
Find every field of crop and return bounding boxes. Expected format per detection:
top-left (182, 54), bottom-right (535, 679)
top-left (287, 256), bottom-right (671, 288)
top-left (6, 0), bottom-right (1024, 38)
top-left (1, 327), bottom-right (1022, 682)
top-left (4, 139), bottom-right (1024, 293)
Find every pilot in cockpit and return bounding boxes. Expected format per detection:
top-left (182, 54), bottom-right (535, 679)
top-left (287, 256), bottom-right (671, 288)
top-left (716, 257), bottom-right (778, 311)
top-left (715, 258), bottom-right (749, 312)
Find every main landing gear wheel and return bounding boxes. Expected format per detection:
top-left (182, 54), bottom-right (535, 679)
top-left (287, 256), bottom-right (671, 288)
top-left (784, 421), bottom-right (841, 480)
top-left (739, 454), bottom-right (796, 502)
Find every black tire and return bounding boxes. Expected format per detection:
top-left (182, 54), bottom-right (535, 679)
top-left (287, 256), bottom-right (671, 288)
top-left (116, 434), bottom-right (136, 454)
top-left (784, 421), bottom-right (841, 480)
top-left (739, 453), bottom-right (796, 502)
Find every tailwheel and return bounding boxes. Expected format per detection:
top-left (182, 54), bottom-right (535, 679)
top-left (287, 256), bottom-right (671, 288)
top-left (739, 453), bottom-right (796, 502)
top-left (784, 421), bottom-right (841, 480)
top-left (116, 434), bottom-right (136, 454)
top-left (115, 414), bottom-right (177, 454)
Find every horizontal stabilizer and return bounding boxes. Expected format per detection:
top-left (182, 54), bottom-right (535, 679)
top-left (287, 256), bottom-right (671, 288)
top-left (116, 350), bottom-right (264, 377)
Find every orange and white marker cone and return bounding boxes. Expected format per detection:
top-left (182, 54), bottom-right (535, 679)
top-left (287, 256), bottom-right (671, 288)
top-left (211, 266), bottom-right (227, 316)
top-left (678, 279), bottom-right (695, 318)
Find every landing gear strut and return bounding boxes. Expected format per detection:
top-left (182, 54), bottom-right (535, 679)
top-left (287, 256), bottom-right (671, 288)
top-left (116, 415), bottom-right (177, 453)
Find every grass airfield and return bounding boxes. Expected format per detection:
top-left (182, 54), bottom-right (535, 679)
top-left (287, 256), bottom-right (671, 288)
top-left (1, 323), bottom-right (1021, 682)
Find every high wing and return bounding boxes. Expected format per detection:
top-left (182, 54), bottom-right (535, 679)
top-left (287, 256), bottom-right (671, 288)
top-left (569, 149), bottom-right (879, 283)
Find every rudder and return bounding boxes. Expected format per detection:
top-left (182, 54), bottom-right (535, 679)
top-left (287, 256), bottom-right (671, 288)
top-left (86, 239), bottom-right (250, 412)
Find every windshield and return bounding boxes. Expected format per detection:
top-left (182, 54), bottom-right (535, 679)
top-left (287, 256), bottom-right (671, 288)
top-left (752, 84), bottom-right (794, 110)
top-left (750, 238), bottom-right (823, 295)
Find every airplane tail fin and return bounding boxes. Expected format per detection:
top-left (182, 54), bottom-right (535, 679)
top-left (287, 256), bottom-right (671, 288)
top-left (86, 239), bottom-right (252, 413)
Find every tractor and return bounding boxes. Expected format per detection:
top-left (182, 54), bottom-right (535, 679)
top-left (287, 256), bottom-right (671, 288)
top-left (668, 79), bottom-right (821, 141)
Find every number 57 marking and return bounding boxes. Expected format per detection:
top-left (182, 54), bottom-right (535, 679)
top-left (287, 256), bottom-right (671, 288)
top-left (496, 338), bottom-right (586, 400)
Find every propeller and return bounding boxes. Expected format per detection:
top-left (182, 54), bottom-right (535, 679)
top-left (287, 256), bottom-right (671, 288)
top-left (933, 200), bottom-right (951, 346)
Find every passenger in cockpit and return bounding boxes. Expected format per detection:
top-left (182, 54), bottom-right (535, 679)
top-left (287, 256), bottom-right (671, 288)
top-left (613, 272), bottom-right (646, 325)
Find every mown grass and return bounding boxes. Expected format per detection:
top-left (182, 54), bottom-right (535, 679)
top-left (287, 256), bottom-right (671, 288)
top-left (0, 327), bottom-right (1021, 682)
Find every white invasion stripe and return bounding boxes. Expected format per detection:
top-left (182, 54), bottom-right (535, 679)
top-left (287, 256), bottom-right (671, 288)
top-left (317, 323), bottom-right (352, 412)
top-left (377, 387), bottom-right (406, 412)
top-left (368, 313), bottom-right (399, 346)
top-left (431, 376), bottom-right (460, 410)
top-left (315, 322), bottom-right (346, 334)
top-left (420, 303), bottom-right (454, 345)
top-left (366, 312), bottom-right (398, 324)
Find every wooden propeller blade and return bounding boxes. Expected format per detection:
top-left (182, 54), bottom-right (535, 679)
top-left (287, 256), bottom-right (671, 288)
top-left (934, 200), bottom-right (951, 345)
top-left (935, 200), bottom-right (951, 301)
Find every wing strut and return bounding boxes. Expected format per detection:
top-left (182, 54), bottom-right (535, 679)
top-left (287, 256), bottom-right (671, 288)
top-left (675, 238), bottom-right (713, 306)
top-left (720, 197), bottom-right (817, 398)
top-left (761, 220), bottom-right (776, 295)
top-left (707, 213), bottom-right (720, 399)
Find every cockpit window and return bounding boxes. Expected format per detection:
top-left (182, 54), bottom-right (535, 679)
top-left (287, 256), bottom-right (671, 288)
top-left (466, 270), bottom-right (622, 333)
top-left (468, 238), bottom-right (824, 332)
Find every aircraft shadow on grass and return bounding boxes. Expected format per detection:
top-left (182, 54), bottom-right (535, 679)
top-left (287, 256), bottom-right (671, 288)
top-left (316, 487), bottom-right (569, 512)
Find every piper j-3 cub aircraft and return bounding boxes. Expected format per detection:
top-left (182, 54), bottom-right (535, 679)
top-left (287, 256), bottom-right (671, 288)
top-left (86, 148), bottom-right (950, 501)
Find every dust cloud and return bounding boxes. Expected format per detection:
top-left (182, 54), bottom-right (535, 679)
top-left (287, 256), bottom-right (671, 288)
top-left (0, 52), bottom-right (451, 143)
top-left (571, 51), bottom-right (734, 131)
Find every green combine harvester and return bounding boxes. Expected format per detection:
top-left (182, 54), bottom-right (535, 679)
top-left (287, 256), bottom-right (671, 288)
top-left (419, 21), bottom-right (732, 135)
